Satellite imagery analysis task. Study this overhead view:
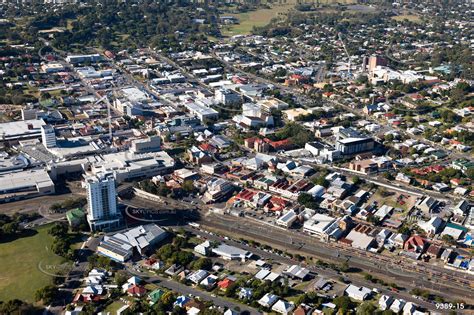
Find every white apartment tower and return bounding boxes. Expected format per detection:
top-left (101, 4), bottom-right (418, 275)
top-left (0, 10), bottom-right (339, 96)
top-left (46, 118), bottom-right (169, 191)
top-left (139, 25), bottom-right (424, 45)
top-left (85, 173), bottom-right (120, 231)
top-left (41, 125), bottom-right (57, 148)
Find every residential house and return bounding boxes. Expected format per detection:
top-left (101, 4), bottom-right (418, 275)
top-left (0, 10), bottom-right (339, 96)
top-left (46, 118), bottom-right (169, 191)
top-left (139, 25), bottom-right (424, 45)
top-left (379, 295), bottom-right (394, 310)
top-left (404, 235), bottom-right (428, 253)
top-left (344, 284), bottom-right (372, 301)
top-left (272, 300), bottom-right (295, 315)
top-left (194, 241), bottom-right (212, 256)
top-left (258, 293), bottom-right (279, 308)
top-left (200, 275), bottom-right (218, 290)
top-left (187, 270), bottom-right (209, 284)
top-left (148, 289), bottom-right (165, 305)
top-left (217, 278), bottom-right (235, 292)
top-left (238, 287), bottom-right (253, 300)
top-left (417, 217), bottom-right (445, 236)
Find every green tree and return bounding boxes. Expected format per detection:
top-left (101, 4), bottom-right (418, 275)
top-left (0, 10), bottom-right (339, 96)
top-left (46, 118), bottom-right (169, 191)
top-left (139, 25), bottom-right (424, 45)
top-left (351, 176), bottom-right (361, 185)
top-left (182, 180), bottom-right (195, 193)
top-left (192, 258), bottom-right (212, 270)
top-left (312, 176), bottom-right (329, 188)
top-left (34, 285), bottom-right (58, 305)
top-left (333, 296), bottom-right (353, 313)
top-left (356, 302), bottom-right (376, 315)
top-left (114, 270), bottom-right (129, 286)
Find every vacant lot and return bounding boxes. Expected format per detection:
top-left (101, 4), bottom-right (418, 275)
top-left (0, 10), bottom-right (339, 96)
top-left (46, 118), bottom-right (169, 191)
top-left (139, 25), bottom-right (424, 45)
top-left (0, 224), bottom-right (68, 303)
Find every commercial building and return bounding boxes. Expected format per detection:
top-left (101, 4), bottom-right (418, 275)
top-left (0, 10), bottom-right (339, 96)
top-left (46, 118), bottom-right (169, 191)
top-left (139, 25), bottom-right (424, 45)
top-left (41, 125), bottom-right (57, 148)
top-left (66, 54), bottom-right (103, 64)
top-left (184, 102), bottom-right (219, 121)
top-left (305, 142), bottom-right (341, 162)
top-left (215, 89), bottom-right (242, 106)
top-left (0, 169), bottom-right (55, 203)
top-left (203, 177), bottom-right (234, 203)
top-left (0, 119), bottom-right (46, 141)
top-left (211, 244), bottom-right (253, 261)
top-left (97, 224), bottom-right (167, 262)
top-left (303, 214), bottom-right (336, 239)
top-left (335, 128), bottom-right (374, 155)
top-left (367, 55), bottom-right (387, 73)
top-left (41, 63), bottom-right (65, 73)
top-left (89, 150), bottom-right (175, 183)
top-left (85, 173), bottom-right (120, 231)
top-left (130, 136), bottom-right (161, 154)
top-left (276, 210), bottom-right (297, 228)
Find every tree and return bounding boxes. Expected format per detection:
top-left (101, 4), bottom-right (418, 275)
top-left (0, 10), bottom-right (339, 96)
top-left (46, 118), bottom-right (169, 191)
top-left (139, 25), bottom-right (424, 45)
top-left (114, 270), bottom-right (129, 286)
top-left (35, 285), bottom-right (58, 305)
top-left (312, 176), bottom-right (329, 188)
top-left (2, 222), bottom-right (18, 235)
top-left (192, 258), bottom-right (212, 270)
top-left (356, 302), bottom-right (376, 315)
top-left (340, 261), bottom-right (350, 272)
top-left (49, 223), bottom-right (68, 237)
top-left (297, 193), bottom-right (315, 206)
top-left (442, 234), bottom-right (456, 245)
top-left (0, 299), bottom-right (38, 314)
top-left (351, 176), bottom-right (361, 185)
top-left (398, 224), bottom-right (411, 236)
top-left (333, 296), bottom-right (353, 313)
top-left (172, 251), bottom-right (194, 266)
top-left (182, 180), bottom-right (195, 193)
top-left (157, 244), bottom-right (174, 261)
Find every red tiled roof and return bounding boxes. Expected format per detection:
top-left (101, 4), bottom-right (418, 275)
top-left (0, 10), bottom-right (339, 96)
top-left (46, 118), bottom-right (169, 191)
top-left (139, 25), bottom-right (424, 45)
top-left (128, 285), bottom-right (146, 296)
top-left (217, 278), bottom-right (235, 289)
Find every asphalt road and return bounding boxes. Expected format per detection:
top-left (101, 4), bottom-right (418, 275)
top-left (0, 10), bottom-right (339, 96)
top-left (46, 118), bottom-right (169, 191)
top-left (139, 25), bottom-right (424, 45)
top-left (127, 268), bottom-right (260, 314)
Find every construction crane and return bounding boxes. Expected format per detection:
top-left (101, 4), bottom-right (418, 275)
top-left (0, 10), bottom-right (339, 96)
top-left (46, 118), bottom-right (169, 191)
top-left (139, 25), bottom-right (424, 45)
top-left (94, 94), bottom-right (113, 142)
top-left (338, 32), bottom-right (352, 78)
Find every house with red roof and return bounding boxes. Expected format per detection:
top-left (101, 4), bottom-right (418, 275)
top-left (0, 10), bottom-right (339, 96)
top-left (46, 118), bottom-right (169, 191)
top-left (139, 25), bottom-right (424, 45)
top-left (264, 196), bottom-right (290, 213)
top-left (217, 278), bottom-right (235, 291)
top-left (127, 285), bottom-right (147, 297)
top-left (263, 138), bottom-right (293, 151)
top-left (404, 235), bottom-right (428, 253)
top-left (199, 143), bottom-right (218, 154)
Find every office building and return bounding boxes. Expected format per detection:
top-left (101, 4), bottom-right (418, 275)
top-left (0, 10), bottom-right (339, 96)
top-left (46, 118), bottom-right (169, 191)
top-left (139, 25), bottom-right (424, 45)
top-left (41, 125), bottom-right (57, 148)
top-left (85, 173), bottom-right (120, 231)
top-left (336, 128), bottom-right (374, 155)
top-left (130, 136), bottom-right (161, 154)
top-left (215, 89), bottom-right (242, 106)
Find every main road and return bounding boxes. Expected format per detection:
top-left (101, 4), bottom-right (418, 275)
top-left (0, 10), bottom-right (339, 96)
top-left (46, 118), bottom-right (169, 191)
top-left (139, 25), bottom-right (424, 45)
top-left (126, 266), bottom-right (259, 314)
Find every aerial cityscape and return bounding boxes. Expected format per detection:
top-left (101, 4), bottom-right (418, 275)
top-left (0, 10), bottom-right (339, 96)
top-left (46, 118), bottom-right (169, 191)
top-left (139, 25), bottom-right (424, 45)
top-left (0, 0), bottom-right (472, 314)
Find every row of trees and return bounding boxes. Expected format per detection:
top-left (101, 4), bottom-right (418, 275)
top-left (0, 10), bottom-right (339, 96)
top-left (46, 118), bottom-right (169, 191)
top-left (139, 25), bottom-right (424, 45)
top-left (48, 223), bottom-right (75, 259)
top-left (0, 213), bottom-right (40, 240)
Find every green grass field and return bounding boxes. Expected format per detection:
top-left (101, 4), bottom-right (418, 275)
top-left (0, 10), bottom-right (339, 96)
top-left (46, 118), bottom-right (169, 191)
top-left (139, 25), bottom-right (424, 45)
top-left (221, 4), bottom-right (294, 36)
top-left (0, 225), bottom-right (69, 303)
top-left (221, 0), bottom-right (358, 36)
top-left (392, 14), bottom-right (422, 23)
